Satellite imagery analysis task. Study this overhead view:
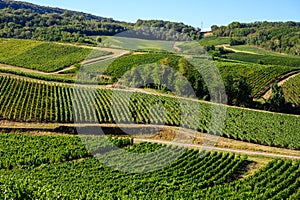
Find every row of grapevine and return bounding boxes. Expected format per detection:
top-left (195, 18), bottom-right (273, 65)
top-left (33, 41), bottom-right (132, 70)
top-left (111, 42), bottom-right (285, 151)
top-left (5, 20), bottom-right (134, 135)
top-left (0, 135), bottom-right (299, 199)
top-left (217, 61), bottom-right (299, 96)
top-left (282, 73), bottom-right (300, 105)
top-left (0, 136), bottom-right (246, 199)
top-left (0, 75), bottom-right (299, 149)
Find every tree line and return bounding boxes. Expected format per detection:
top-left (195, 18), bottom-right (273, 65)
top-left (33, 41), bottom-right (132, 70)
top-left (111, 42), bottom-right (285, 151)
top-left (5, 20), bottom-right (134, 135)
top-left (211, 21), bottom-right (300, 56)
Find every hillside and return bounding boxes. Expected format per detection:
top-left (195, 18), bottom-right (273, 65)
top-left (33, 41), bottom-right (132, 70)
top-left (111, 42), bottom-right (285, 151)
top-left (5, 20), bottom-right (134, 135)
top-left (0, 0), bottom-right (202, 43)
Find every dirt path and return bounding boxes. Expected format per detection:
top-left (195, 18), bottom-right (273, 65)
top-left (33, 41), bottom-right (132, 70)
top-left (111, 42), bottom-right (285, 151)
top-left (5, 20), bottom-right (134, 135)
top-left (134, 138), bottom-right (300, 159)
top-left (217, 44), bottom-right (261, 55)
top-left (252, 70), bottom-right (300, 99)
top-left (173, 42), bottom-right (182, 52)
top-left (1, 121), bottom-right (299, 159)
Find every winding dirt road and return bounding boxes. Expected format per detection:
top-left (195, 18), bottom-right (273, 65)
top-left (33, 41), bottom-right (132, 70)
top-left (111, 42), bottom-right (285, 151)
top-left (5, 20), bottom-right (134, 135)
top-left (2, 120), bottom-right (299, 159)
top-left (217, 44), bottom-right (260, 55)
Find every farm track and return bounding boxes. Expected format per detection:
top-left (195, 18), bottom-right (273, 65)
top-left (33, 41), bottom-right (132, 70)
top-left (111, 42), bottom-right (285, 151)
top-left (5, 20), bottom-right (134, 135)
top-left (135, 138), bottom-right (300, 159)
top-left (1, 121), bottom-right (299, 159)
top-left (217, 44), bottom-right (261, 55)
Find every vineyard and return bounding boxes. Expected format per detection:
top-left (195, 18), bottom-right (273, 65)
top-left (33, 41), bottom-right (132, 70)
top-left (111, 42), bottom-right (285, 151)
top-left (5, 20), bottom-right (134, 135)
top-left (0, 135), bottom-right (299, 199)
top-left (226, 52), bottom-right (300, 67)
top-left (216, 61), bottom-right (298, 96)
top-left (0, 38), bottom-right (110, 72)
top-left (0, 1), bottom-right (299, 199)
top-left (0, 75), bottom-right (299, 149)
top-left (282, 73), bottom-right (300, 105)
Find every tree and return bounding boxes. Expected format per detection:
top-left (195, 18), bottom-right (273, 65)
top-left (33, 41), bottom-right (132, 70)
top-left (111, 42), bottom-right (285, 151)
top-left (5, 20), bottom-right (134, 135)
top-left (96, 37), bottom-right (102, 43)
top-left (266, 83), bottom-right (285, 112)
top-left (225, 75), bottom-right (252, 107)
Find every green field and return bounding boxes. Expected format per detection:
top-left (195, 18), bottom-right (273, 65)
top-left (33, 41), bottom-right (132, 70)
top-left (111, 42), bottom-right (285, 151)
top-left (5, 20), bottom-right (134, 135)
top-left (0, 133), bottom-right (299, 199)
top-left (0, 75), bottom-right (299, 149)
top-left (198, 36), bottom-right (231, 47)
top-left (0, 39), bottom-right (110, 72)
top-left (102, 36), bottom-right (175, 51)
top-left (282, 73), bottom-right (300, 105)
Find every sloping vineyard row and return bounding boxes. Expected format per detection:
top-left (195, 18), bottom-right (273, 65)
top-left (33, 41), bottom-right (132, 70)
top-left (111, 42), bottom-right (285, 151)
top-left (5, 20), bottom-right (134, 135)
top-left (0, 76), bottom-right (299, 149)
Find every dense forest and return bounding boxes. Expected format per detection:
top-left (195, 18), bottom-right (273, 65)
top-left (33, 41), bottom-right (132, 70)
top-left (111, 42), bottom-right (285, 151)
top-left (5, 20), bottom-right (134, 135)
top-left (211, 21), bottom-right (300, 55)
top-left (0, 0), bottom-right (202, 43)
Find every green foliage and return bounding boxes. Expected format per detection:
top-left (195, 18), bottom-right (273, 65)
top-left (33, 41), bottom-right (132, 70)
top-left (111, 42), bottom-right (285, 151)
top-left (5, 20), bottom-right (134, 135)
top-left (266, 84), bottom-right (286, 112)
top-left (230, 37), bottom-right (246, 46)
top-left (224, 75), bottom-right (252, 106)
top-left (0, 75), bottom-right (300, 149)
top-left (134, 19), bottom-right (202, 40)
top-left (211, 21), bottom-right (300, 56)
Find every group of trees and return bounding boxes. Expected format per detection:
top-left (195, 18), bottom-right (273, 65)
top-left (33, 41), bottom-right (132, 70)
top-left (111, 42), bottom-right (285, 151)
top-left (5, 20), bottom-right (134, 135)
top-left (120, 56), bottom-right (255, 107)
top-left (120, 58), bottom-right (208, 98)
top-left (211, 21), bottom-right (300, 55)
top-left (0, 0), bottom-right (202, 43)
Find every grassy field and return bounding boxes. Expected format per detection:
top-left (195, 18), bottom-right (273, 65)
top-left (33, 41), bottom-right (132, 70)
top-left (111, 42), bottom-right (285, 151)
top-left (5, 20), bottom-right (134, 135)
top-left (102, 36), bottom-right (175, 51)
top-left (198, 36), bottom-right (231, 46)
top-left (282, 73), bottom-right (300, 105)
top-left (0, 38), bottom-right (110, 72)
